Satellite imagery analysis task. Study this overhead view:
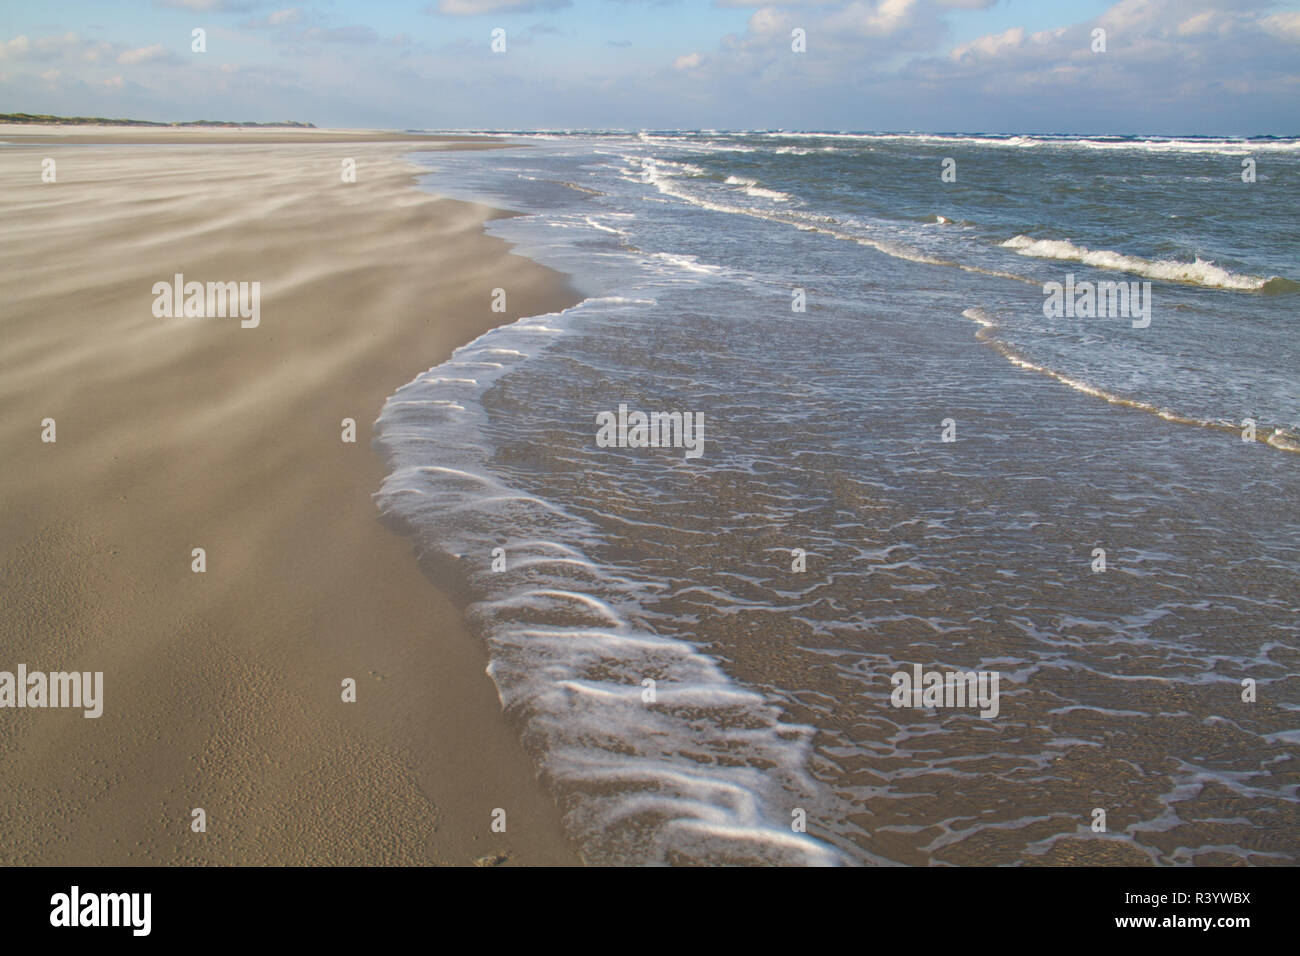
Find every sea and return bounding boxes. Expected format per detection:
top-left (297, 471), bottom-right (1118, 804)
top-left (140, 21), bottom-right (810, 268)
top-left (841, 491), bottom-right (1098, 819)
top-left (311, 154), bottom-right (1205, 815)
top-left (373, 131), bottom-right (1299, 866)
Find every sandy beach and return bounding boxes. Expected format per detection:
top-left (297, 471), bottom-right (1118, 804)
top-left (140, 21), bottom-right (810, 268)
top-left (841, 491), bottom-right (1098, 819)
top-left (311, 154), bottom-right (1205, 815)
top-left (0, 127), bottom-right (582, 865)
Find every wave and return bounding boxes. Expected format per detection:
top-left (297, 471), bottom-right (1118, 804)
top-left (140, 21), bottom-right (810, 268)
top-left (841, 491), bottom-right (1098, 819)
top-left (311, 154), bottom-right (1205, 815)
top-left (753, 132), bottom-right (1300, 155)
top-left (718, 175), bottom-right (791, 202)
top-left (651, 161), bottom-right (1043, 281)
top-left (373, 301), bottom-right (846, 865)
top-left (638, 154), bottom-right (984, 270)
top-left (962, 307), bottom-right (1300, 453)
top-left (745, 186), bottom-right (792, 201)
top-left (1000, 235), bottom-right (1296, 293)
top-left (622, 149), bottom-right (1300, 298)
top-left (454, 129), bottom-right (1300, 157)
top-left (644, 158), bottom-right (707, 177)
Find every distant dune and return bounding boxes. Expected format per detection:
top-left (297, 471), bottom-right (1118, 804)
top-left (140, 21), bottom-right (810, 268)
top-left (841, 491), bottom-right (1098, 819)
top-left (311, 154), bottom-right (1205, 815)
top-left (0, 112), bottom-right (315, 128)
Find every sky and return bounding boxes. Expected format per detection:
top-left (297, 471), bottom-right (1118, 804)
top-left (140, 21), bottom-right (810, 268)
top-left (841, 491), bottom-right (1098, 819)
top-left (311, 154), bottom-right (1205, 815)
top-left (2, 0), bottom-right (1299, 134)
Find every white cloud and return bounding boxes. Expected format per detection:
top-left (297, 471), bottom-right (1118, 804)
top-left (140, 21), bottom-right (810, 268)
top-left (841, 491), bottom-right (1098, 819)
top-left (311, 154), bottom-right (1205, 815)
top-left (1176, 11), bottom-right (1219, 36)
top-left (1261, 11), bottom-right (1300, 41)
top-left (160, 0), bottom-right (253, 10)
top-left (951, 26), bottom-right (1023, 62)
top-left (674, 52), bottom-right (705, 70)
top-left (1099, 0), bottom-right (1161, 31)
top-left (0, 35), bottom-right (30, 59)
top-left (117, 44), bottom-right (169, 65)
top-left (749, 8), bottom-right (790, 37)
top-left (435, 0), bottom-right (572, 14)
top-left (825, 0), bottom-right (921, 37)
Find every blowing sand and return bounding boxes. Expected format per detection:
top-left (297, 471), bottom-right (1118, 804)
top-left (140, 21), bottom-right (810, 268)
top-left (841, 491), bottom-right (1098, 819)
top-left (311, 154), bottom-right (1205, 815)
top-left (0, 129), bottom-right (582, 864)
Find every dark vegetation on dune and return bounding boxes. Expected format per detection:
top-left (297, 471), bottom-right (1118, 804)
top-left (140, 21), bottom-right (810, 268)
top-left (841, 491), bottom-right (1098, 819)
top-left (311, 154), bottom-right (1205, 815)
top-left (0, 112), bottom-right (315, 128)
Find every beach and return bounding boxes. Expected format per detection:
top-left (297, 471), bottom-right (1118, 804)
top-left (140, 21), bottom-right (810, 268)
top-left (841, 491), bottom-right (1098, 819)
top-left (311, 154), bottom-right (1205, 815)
top-left (1, 126), bottom-right (1296, 868)
top-left (364, 133), bottom-right (1299, 865)
top-left (0, 127), bottom-right (582, 865)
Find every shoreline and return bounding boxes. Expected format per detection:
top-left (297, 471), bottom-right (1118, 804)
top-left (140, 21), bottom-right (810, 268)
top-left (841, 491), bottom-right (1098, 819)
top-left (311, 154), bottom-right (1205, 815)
top-left (0, 125), bottom-right (499, 146)
top-left (0, 130), bottom-right (584, 864)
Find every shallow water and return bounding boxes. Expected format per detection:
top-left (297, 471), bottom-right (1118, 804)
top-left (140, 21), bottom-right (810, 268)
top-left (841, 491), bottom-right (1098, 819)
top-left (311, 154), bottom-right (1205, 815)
top-left (375, 132), bottom-right (1299, 865)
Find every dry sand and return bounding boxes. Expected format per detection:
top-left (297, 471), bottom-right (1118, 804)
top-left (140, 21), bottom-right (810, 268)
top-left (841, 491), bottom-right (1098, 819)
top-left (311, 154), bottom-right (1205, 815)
top-left (0, 128), bottom-right (583, 865)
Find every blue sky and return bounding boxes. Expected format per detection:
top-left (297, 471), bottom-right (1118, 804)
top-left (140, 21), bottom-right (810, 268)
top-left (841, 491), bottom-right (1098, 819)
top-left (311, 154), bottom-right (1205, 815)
top-left (2, 0), bottom-right (1298, 133)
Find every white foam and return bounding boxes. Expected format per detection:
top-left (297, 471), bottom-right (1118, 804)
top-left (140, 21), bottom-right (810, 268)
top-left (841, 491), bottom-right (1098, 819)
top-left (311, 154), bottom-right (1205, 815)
top-left (1001, 234), bottom-right (1276, 291)
top-left (755, 131), bottom-right (1300, 156)
top-left (639, 159), bottom-right (952, 268)
top-left (961, 306), bottom-right (1299, 455)
top-left (373, 301), bottom-right (845, 865)
top-left (744, 185), bottom-right (792, 201)
top-left (649, 251), bottom-right (726, 274)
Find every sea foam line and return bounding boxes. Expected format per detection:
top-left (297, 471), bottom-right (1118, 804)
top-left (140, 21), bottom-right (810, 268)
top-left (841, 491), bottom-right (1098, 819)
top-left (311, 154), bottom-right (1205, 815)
top-left (1001, 234), bottom-right (1296, 293)
top-left (373, 301), bottom-right (847, 865)
top-left (961, 308), bottom-right (1300, 454)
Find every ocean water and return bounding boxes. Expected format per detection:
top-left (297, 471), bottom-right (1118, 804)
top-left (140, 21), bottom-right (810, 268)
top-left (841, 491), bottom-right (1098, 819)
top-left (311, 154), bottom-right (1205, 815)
top-left (374, 132), bottom-right (1299, 866)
